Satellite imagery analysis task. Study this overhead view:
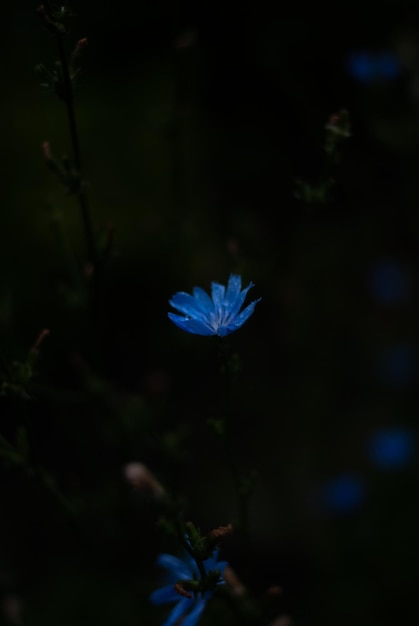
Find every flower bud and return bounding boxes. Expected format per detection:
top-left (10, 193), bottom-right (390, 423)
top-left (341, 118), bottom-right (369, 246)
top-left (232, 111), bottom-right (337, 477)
top-left (265, 585), bottom-right (284, 597)
top-left (2, 595), bottom-right (22, 625)
top-left (207, 523), bottom-right (233, 544)
top-left (223, 566), bottom-right (246, 596)
top-left (123, 463), bottom-right (164, 497)
top-left (73, 38), bottom-right (88, 56)
top-left (268, 616), bottom-right (292, 626)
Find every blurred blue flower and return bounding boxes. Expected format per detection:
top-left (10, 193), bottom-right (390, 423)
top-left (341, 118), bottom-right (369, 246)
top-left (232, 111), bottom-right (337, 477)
top-left (368, 258), bottom-right (411, 306)
top-left (377, 344), bottom-right (417, 389)
top-left (150, 549), bottom-right (228, 626)
top-left (168, 274), bottom-right (261, 336)
top-left (346, 51), bottom-right (402, 83)
top-left (322, 473), bottom-right (365, 515)
top-left (368, 427), bottom-right (414, 468)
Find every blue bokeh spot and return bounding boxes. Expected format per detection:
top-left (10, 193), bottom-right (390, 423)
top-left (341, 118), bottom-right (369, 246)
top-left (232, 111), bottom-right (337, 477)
top-left (377, 344), bottom-right (417, 389)
top-left (346, 51), bottom-right (402, 83)
top-left (368, 258), bottom-right (411, 305)
top-left (368, 427), bottom-right (414, 468)
top-left (376, 52), bottom-right (401, 80)
top-left (347, 52), bottom-right (374, 82)
top-left (322, 473), bottom-right (365, 515)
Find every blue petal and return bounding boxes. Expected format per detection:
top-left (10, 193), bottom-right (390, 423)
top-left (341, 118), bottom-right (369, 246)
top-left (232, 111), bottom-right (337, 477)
top-left (162, 597), bottom-right (191, 626)
top-left (157, 553), bottom-right (193, 579)
top-left (223, 275), bottom-right (242, 313)
top-left (218, 298), bottom-right (261, 336)
top-left (193, 287), bottom-right (215, 317)
top-left (169, 292), bottom-right (210, 322)
top-left (182, 551), bottom-right (199, 577)
top-left (224, 282), bottom-right (254, 324)
top-left (217, 325), bottom-right (234, 337)
top-left (168, 313), bottom-right (215, 336)
top-left (181, 597), bottom-right (207, 626)
top-left (215, 561), bottom-right (228, 577)
top-left (150, 584), bottom-right (180, 605)
top-left (211, 282), bottom-right (226, 320)
top-left (203, 550), bottom-right (228, 578)
top-left (203, 551), bottom-right (218, 571)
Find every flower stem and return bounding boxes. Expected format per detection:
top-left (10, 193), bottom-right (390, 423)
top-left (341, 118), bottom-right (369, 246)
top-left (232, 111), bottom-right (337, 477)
top-left (0, 429), bottom-right (88, 548)
top-left (55, 33), bottom-right (96, 268)
top-left (49, 203), bottom-right (82, 288)
top-left (218, 340), bottom-right (250, 555)
top-left (177, 521), bottom-right (207, 580)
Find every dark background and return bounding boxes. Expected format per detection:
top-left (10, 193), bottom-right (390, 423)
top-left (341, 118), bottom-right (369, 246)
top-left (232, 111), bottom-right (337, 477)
top-left (1, 1), bottom-right (419, 625)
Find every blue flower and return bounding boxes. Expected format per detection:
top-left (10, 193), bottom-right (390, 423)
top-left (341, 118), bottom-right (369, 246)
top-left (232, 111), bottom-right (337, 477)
top-left (150, 549), bottom-right (228, 626)
top-left (168, 274), bottom-right (261, 336)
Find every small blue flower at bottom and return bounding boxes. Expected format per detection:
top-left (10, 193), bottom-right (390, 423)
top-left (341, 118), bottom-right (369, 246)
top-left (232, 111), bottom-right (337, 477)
top-left (150, 549), bottom-right (228, 626)
top-left (168, 274), bottom-right (261, 336)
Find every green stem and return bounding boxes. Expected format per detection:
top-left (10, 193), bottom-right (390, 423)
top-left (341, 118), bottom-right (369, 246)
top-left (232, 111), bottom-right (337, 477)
top-left (0, 433), bottom-right (18, 458)
top-left (56, 34), bottom-right (96, 268)
top-left (49, 204), bottom-right (82, 287)
top-left (177, 521), bottom-right (207, 580)
top-left (35, 465), bottom-right (89, 545)
top-left (0, 430), bottom-right (88, 549)
top-left (218, 340), bottom-right (250, 554)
